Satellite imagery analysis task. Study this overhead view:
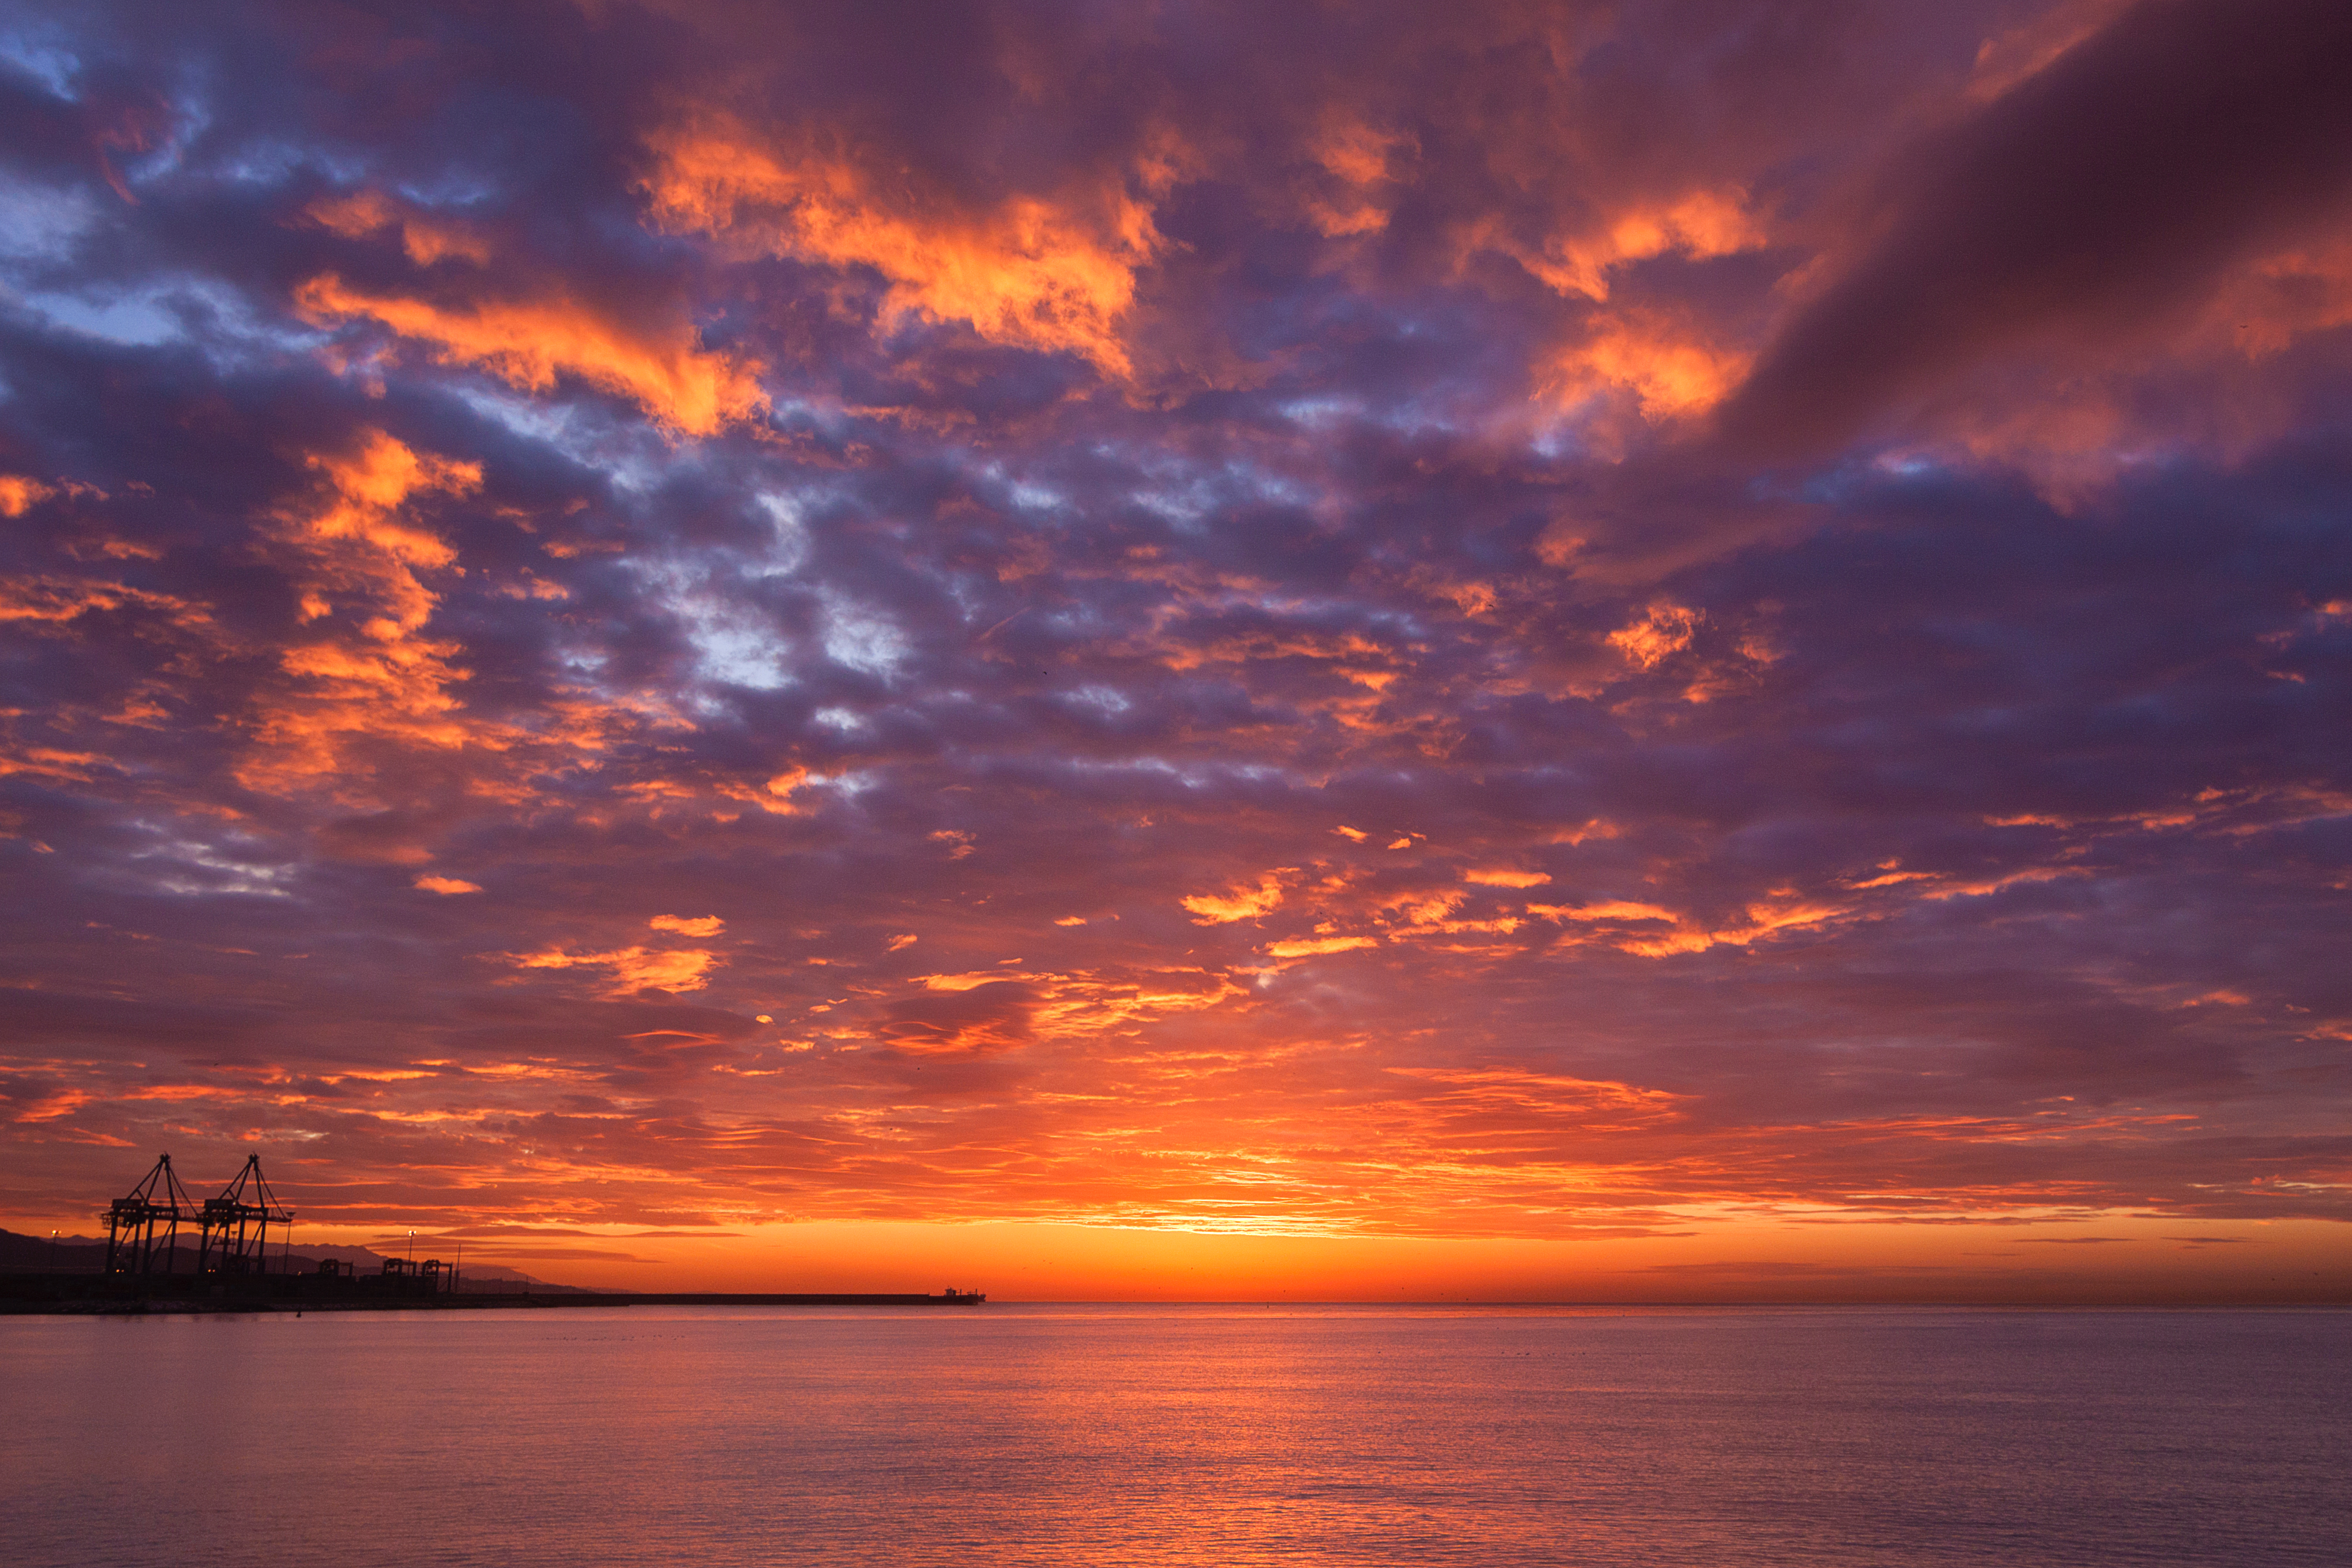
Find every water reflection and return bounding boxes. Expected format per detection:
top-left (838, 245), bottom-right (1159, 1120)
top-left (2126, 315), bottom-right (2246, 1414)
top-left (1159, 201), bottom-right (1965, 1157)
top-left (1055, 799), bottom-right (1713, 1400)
top-left (3, 1305), bottom-right (2345, 1566)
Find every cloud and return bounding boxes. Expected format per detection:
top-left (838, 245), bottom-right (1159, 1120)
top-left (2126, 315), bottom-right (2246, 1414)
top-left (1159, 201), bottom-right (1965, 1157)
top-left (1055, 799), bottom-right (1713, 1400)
top-left (1524, 189), bottom-right (1767, 303)
top-left (510, 947), bottom-right (723, 995)
top-left (0, 476), bottom-right (57, 516)
top-left (641, 116), bottom-right (1166, 377)
top-left (293, 274), bottom-right (765, 436)
top-left (1717, 0), bottom-right (2352, 457)
top-left (1267, 935), bottom-right (1380, 958)
top-left (303, 189), bottom-right (495, 268)
top-left (232, 430), bottom-right (486, 795)
top-left (1549, 311), bottom-right (1750, 421)
top-left (1608, 605), bottom-right (1703, 670)
top-left (1181, 876), bottom-right (1286, 924)
top-left (650, 915), bottom-right (725, 937)
top-left (1529, 902), bottom-right (1677, 926)
top-left (414, 876), bottom-right (482, 895)
top-left (876, 980), bottom-right (1034, 1056)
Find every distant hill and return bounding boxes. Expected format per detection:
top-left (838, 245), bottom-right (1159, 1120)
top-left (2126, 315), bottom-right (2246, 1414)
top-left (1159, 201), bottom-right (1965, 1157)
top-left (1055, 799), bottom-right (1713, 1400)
top-left (0, 1229), bottom-right (598, 1292)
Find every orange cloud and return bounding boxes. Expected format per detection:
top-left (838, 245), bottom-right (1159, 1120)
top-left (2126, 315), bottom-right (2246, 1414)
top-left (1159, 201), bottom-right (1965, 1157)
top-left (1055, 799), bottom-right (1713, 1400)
top-left (510, 945), bottom-right (721, 994)
top-left (414, 876), bottom-right (483, 895)
top-left (1301, 116), bottom-right (1408, 237)
top-left (1384, 1065), bottom-right (1685, 1124)
top-left (1549, 311), bottom-right (1749, 419)
top-left (0, 746), bottom-right (108, 782)
top-left (1615, 895), bottom-right (1847, 958)
top-left (1529, 900), bottom-right (1678, 924)
top-left (1463, 188), bottom-right (1763, 422)
top-left (0, 476), bottom-right (55, 516)
top-left (650, 914), bottom-right (725, 937)
top-left (233, 429), bottom-right (505, 800)
top-left (1378, 883), bottom-right (1525, 939)
top-left (0, 576), bottom-right (209, 630)
top-left (301, 433), bottom-right (474, 624)
top-left (1268, 935), bottom-right (1381, 958)
top-left (640, 118), bottom-right (1165, 376)
top-left (716, 766), bottom-right (815, 817)
top-left (1608, 604), bottom-right (1703, 669)
top-left (876, 979), bottom-right (1034, 1056)
top-left (1149, 626), bottom-right (1397, 673)
top-left (1465, 868), bottom-right (1551, 888)
top-left (293, 274), bottom-right (764, 436)
top-left (911, 964), bottom-right (1242, 1042)
top-left (1523, 189), bottom-right (1767, 301)
top-left (1181, 874), bottom-right (1286, 924)
top-left (1921, 867), bottom-right (2085, 900)
top-left (305, 189), bottom-right (495, 267)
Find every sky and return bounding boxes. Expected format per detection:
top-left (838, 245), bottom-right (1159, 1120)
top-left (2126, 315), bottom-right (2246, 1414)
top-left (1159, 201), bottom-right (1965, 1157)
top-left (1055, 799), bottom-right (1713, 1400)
top-left (2, 0), bottom-right (2350, 1302)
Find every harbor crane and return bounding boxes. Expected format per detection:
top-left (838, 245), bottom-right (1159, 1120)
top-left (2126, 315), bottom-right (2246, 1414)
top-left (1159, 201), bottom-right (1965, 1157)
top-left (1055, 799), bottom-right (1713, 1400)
top-left (196, 1153), bottom-right (293, 1276)
top-left (103, 1153), bottom-right (194, 1275)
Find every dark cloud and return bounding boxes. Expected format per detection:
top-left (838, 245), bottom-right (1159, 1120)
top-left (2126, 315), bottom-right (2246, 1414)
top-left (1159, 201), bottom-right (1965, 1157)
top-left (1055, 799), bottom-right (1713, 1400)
top-left (1718, 0), bottom-right (2352, 457)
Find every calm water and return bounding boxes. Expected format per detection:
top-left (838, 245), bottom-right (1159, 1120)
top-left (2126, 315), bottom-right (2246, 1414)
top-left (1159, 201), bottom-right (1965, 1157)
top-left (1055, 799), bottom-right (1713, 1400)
top-left (2, 1305), bottom-right (2346, 1566)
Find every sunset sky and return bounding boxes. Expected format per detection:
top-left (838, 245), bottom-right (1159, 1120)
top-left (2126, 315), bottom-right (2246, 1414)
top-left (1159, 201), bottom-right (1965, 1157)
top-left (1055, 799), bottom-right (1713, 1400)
top-left (3, 0), bottom-right (2350, 1300)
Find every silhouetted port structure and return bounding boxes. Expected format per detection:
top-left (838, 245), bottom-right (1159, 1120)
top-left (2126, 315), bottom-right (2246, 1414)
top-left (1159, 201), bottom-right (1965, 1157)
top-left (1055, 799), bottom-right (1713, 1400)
top-left (104, 1153), bottom-right (195, 1276)
top-left (7, 1153), bottom-right (985, 1312)
top-left (196, 1153), bottom-right (293, 1276)
top-left (87, 1150), bottom-right (461, 1301)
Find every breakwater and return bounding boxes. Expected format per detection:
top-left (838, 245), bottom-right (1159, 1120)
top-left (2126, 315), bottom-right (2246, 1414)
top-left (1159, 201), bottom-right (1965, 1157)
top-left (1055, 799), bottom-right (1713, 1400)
top-left (0, 1273), bottom-right (986, 1313)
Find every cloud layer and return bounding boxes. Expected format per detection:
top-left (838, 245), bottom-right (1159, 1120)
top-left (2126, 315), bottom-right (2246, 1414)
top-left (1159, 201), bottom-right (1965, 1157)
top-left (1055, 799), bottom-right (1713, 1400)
top-left (2, 0), bottom-right (2348, 1279)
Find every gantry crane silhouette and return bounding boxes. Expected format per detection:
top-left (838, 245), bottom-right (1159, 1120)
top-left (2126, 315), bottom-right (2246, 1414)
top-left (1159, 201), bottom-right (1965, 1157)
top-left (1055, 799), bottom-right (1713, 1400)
top-left (102, 1151), bottom-right (294, 1276)
top-left (103, 1153), bottom-right (193, 1275)
top-left (196, 1153), bottom-right (293, 1276)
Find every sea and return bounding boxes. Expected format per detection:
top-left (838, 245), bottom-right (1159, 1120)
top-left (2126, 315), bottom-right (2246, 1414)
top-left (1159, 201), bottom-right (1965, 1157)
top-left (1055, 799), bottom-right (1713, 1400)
top-left (2, 1304), bottom-right (2346, 1566)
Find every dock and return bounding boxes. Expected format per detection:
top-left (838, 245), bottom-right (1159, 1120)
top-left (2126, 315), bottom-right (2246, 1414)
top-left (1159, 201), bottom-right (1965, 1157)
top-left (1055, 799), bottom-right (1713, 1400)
top-left (0, 1274), bottom-right (985, 1313)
